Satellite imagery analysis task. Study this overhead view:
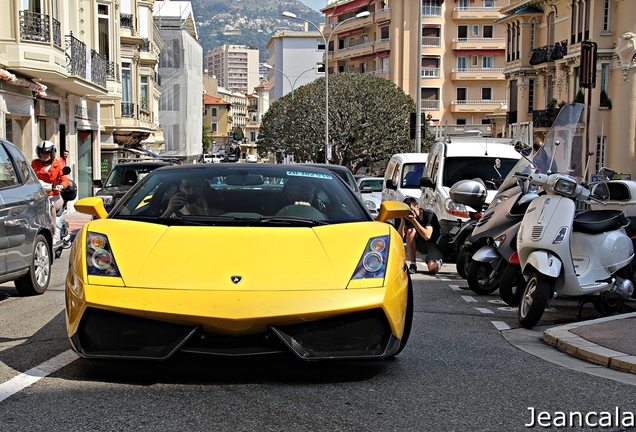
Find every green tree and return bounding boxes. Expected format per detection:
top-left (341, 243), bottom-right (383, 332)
top-left (257, 73), bottom-right (417, 173)
top-left (202, 126), bottom-right (213, 154)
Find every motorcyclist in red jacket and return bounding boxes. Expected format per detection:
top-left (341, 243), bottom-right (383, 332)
top-left (31, 140), bottom-right (70, 243)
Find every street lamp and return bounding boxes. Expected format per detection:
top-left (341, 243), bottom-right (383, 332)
top-left (282, 10), bottom-right (371, 163)
top-left (263, 64), bottom-right (316, 100)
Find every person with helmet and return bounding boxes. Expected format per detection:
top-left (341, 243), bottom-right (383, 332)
top-left (32, 140), bottom-right (70, 243)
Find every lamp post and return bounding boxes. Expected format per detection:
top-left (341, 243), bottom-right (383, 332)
top-left (282, 10), bottom-right (371, 163)
top-left (263, 64), bottom-right (316, 100)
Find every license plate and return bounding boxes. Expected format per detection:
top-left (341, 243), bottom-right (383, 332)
top-left (449, 226), bottom-right (460, 235)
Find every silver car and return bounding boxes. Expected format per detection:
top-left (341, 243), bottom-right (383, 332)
top-left (0, 139), bottom-right (55, 296)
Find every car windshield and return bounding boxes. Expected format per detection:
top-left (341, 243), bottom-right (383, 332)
top-left (359, 179), bottom-right (383, 192)
top-left (104, 166), bottom-right (157, 187)
top-left (111, 165), bottom-right (370, 225)
top-left (442, 157), bottom-right (518, 190)
top-left (401, 163), bottom-right (426, 188)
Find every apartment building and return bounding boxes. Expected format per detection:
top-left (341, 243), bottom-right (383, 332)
top-left (204, 45), bottom-right (260, 94)
top-left (99, 0), bottom-right (165, 181)
top-left (202, 94), bottom-right (231, 153)
top-left (499, 0), bottom-right (636, 176)
top-left (316, 0), bottom-right (506, 127)
top-left (265, 31), bottom-right (325, 102)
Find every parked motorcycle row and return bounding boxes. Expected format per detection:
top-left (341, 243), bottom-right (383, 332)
top-left (437, 103), bottom-right (636, 328)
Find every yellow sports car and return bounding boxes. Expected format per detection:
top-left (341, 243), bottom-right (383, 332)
top-left (66, 164), bottom-right (412, 361)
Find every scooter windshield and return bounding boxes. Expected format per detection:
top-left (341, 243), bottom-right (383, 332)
top-left (498, 103), bottom-right (604, 191)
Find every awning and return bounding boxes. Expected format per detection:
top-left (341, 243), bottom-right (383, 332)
top-left (423, 24), bottom-right (441, 28)
top-left (422, 55), bottom-right (441, 59)
top-left (454, 50), bottom-right (479, 55)
top-left (377, 20), bottom-right (390, 27)
top-left (0, 68), bottom-right (47, 97)
top-left (332, 0), bottom-right (371, 17)
top-left (352, 53), bottom-right (376, 62)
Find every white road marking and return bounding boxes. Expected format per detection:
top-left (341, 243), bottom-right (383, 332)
top-left (449, 284), bottom-right (462, 291)
top-left (475, 308), bottom-right (494, 314)
top-left (487, 299), bottom-right (506, 304)
top-left (461, 295), bottom-right (477, 303)
top-left (438, 277), bottom-right (451, 281)
top-left (0, 350), bottom-right (79, 403)
top-left (498, 307), bottom-right (518, 312)
top-left (491, 321), bottom-right (511, 330)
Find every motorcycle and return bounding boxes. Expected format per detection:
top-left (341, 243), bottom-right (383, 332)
top-left (516, 103), bottom-right (635, 328)
top-left (40, 166), bottom-right (76, 258)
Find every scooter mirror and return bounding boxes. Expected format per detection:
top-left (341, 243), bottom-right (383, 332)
top-left (590, 183), bottom-right (610, 202)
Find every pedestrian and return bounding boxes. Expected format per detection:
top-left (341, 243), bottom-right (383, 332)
top-left (61, 149), bottom-right (69, 167)
top-left (397, 197), bottom-right (443, 275)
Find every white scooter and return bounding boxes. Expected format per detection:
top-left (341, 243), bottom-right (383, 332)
top-left (39, 166), bottom-right (76, 258)
top-left (516, 103), bottom-right (635, 328)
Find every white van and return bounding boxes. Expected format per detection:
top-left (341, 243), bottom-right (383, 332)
top-left (381, 153), bottom-right (428, 204)
top-left (419, 138), bottom-right (521, 235)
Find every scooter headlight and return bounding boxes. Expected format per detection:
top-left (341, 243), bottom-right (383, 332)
top-left (493, 234), bottom-right (506, 248)
top-left (554, 178), bottom-right (577, 196)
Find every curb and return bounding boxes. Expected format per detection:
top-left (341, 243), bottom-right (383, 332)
top-left (543, 312), bottom-right (636, 374)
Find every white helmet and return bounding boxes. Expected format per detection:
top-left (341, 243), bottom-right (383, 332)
top-left (36, 140), bottom-right (56, 160)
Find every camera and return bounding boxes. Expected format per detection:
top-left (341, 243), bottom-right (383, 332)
top-left (186, 194), bottom-right (198, 204)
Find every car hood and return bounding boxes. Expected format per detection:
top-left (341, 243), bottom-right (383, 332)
top-left (82, 219), bottom-right (394, 290)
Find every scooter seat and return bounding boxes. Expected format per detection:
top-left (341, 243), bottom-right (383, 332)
top-left (572, 209), bottom-right (629, 234)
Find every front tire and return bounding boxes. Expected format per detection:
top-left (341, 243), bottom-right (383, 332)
top-left (455, 247), bottom-right (472, 279)
top-left (499, 264), bottom-right (524, 306)
top-left (467, 260), bottom-right (500, 295)
top-left (518, 271), bottom-right (552, 328)
top-left (15, 234), bottom-right (52, 296)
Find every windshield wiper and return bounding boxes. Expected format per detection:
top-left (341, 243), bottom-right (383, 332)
top-left (258, 216), bottom-right (328, 226)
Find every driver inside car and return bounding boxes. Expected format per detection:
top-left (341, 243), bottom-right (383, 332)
top-left (162, 178), bottom-right (223, 217)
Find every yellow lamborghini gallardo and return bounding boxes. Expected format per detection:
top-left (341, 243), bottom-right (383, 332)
top-left (66, 164), bottom-right (412, 361)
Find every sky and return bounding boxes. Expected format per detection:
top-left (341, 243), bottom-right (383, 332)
top-left (298, 0), bottom-right (324, 11)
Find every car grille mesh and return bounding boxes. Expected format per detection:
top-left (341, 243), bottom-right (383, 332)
top-left (77, 308), bottom-right (197, 360)
top-left (270, 309), bottom-right (391, 359)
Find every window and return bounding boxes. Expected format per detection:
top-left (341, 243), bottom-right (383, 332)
top-left (140, 76), bottom-right (148, 109)
top-left (595, 136), bottom-right (607, 173)
top-left (347, 65), bottom-right (355, 72)
top-left (360, 34), bottom-right (368, 44)
top-left (5, 117), bottom-right (24, 150)
top-left (529, 22), bottom-right (536, 51)
top-left (456, 118), bottom-right (467, 125)
top-left (98, 4), bottom-right (110, 60)
top-left (379, 56), bottom-right (389, 70)
top-left (471, 56), bottom-right (478, 66)
top-left (472, 25), bottom-right (479, 37)
top-left (482, 56), bottom-right (493, 68)
top-left (528, 79), bottom-right (535, 112)
top-left (481, 118), bottom-right (491, 125)
top-left (603, 0), bottom-right (610, 32)
top-left (317, 40), bottom-right (325, 50)
top-left (457, 57), bottom-right (466, 70)
top-left (484, 0), bottom-right (494, 6)
top-left (0, 145), bottom-right (19, 188)
top-left (380, 26), bottom-right (389, 39)
top-left (360, 62), bottom-right (367, 73)
top-left (139, 5), bottom-right (149, 38)
top-left (457, 88), bottom-right (467, 102)
top-left (211, 108), bottom-right (217, 116)
top-left (483, 25), bottom-right (494, 38)
top-left (481, 87), bottom-right (492, 100)
top-left (458, 25), bottom-right (468, 40)
top-left (601, 63), bottom-right (609, 92)
top-left (348, 37), bottom-right (355, 48)
top-left (122, 62), bottom-right (131, 103)
top-left (458, 0), bottom-right (469, 8)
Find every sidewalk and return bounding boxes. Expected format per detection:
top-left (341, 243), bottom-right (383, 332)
top-left (65, 211), bottom-right (93, 233)
top-left (543, 311), bottom-right (636, 375)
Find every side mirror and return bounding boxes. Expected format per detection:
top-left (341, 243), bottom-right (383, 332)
top-left (419, 176), bottom-right (435, 188)
top-left (92, 179), bottom-right (104, 188)
top-left (360, 186), bottom-right (373, 194)
top-left (62, 166), bottom-right (71, 175)
top-left (385, 179), bottom-right (397, 190)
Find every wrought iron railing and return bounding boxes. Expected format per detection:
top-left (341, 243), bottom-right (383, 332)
top-left (529, 41), bottom-right (568, 65)
top-left (532, 108), bottom-right (560, 128)
top-left (121, 102), bottom-right (135, 118)
top-left (65, 33), bottom-right (107, 88)
top-left (19, 10), bottom-right (50, 42)
top-left (120, 13), bottom-right (134, 30)
top-left (140, 38), bottom-right (150, 52)
top-left (107, 62), bottom-right (120, 81)
top-left (52, 18), bottom-right (61, 47)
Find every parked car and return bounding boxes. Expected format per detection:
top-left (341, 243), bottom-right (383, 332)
top-left (246, 154), bottom-right (258, 163)
top-left (381, 153), bottom-right (428, 204)
top-left (357, 176), bottom-right (383, 219)
top-left (93, 159), bottom-right (174, 212)
top-left (67, 163), bottom-right (413, 361)
top-left (298, 163), bottom-right (361, 198)
top-left (0, 138), bottom-right (56, 295)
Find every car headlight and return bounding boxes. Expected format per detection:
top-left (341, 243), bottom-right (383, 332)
top-left (87, 232), bottom-right (122, 277)
top-left (351, 236), bottom-right (389, 280)
top-left (554, 178), bottom-right (577, 196)
top-left (98, 195), bottom-right (114, 207)
top-left (364, 200), bottom-right (378, 212)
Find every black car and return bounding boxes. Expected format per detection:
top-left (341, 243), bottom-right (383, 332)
top-left (298, 163), bottom-right (361, 198)
top-left (0, 138), bottom-right (55, 295)
top-left (93, 159), bottom-right (174, 212)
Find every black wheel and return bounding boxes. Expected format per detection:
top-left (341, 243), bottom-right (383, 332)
top-left (466, 260), bottom-right (500, 295)
top-left (518, 271), bottom-right (552, 328)
top-left (499, 263), bottom-right (524, 306)
top-left (393, 276), bottom-right (414, 356)
top-left (15, 234), bottom-right (52, 296)
top-left (455, 247), bottom-right (472, 279)
top-left (593, 296), bottom-right (623, 316)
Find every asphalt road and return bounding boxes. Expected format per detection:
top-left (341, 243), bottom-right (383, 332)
top-left (1, 255), bottom-right (636, 431)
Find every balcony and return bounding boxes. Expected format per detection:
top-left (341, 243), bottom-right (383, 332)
top-left (422, 36), bottom-right (441, 47)
top-left (529, 41), bottom-right (568, 66)
top-left (333, 41), bottom-right (375, 61)
top-left (452, 6), bottom-right (501, 20)
top-left (422, 5), bottom-right (442, 16)
top-left (450, 99), bottom-right (507, 112)
top-left (120, 13), bottom-right (134, 31)
top-left (452, 37), bottom-right (505, 50)
top-left (66, 33), bottom-right (107, 89)
top-left (19, 11), bottom-right (62, 49)
top-left (374, 38), bottom-right (390, 52)
top-left (532, 108), bottom-right (560, 128)
top-left (421, 99), bottom-right (440, 111)
top-left (373, 7), bottom-right (391, 22)
top-left (451, 68), bottom-right (505, 80)
top-left (421, 68), bottom-right (440, 79)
